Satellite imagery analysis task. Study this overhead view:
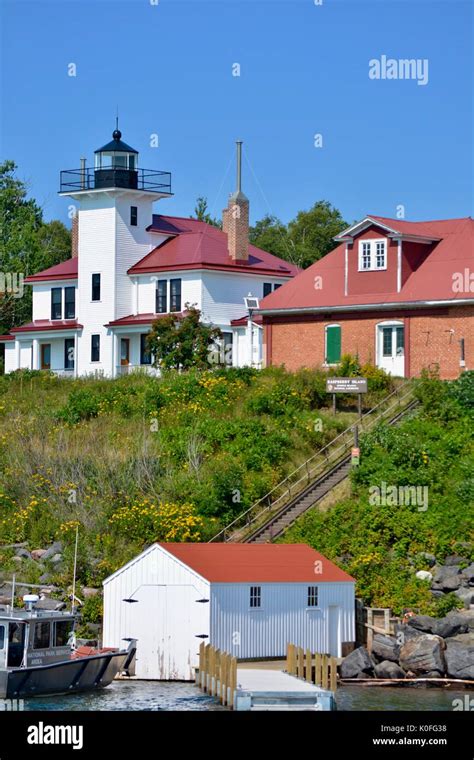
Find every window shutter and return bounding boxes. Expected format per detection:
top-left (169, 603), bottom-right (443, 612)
top-left (326, 325), bottom-right (341, 364)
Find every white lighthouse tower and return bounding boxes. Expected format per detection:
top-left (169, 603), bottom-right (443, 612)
top-left (59, 125), bottom-right (172, 376)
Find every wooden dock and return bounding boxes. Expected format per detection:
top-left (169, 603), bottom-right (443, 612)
top-left (196, 643), bottom-right (336, 711)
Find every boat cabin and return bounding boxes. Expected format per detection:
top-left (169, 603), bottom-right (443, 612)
top-left (0, 608), bottom-right (75, 670)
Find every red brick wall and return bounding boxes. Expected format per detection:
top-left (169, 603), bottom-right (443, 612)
top-left (264, 306), bottom-right (473, 380)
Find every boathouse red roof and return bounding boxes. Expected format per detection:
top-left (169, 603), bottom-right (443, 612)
top-left (159, 543), bottom-right (355, 583)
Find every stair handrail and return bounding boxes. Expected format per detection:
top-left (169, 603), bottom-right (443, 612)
top-left (209, 379), bottom-right (416, 542)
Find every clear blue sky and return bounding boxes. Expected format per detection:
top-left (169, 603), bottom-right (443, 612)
top-left (1, 0), bottom-right (472, 228)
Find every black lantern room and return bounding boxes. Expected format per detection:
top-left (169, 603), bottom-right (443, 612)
top-left (94, 128), bottom-right (139, 190)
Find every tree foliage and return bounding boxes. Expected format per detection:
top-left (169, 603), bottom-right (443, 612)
top-left (193, 196), bottom-right (221, 228)
top-left (0, 160), bottom-right (71, 332)
top-left (249, 201), bottom-right (347, 269)
top-left (147, 305), bottom-right (222, 370)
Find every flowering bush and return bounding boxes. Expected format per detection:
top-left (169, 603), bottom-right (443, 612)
top-left (109, 500), bottom-right (204, 543)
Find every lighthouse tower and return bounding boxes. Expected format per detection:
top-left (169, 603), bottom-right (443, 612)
top-left (59, 126), bottom-right (172, 375)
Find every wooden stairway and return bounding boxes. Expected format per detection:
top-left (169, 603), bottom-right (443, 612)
top-left (209, 381), bottom-right (419, 545)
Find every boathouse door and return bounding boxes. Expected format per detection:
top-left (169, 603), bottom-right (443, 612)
top-left (328, 606), bottom-right (340, 657)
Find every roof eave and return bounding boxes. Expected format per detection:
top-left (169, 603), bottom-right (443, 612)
top-left (259, 298), bottom-right (474, 317)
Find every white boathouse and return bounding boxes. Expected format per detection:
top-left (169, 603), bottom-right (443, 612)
top-left (102, 543), bottom-right (355, 681)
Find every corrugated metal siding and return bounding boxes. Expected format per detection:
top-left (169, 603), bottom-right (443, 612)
top-left (103, 545), bottom-right (210, 680)
top-left (210, 582), bottom-right (355, 658)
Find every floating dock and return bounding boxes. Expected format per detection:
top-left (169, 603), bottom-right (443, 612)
top-left (234, 668), bottom-right (335, 711)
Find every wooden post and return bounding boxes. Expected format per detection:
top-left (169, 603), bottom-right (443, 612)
top-left (367, 609), bottom-right (374, 653)
top-left (213, 649), bottom-right (221, 696)
top-left (329, 656), bottom-right (337, 692)
top-left (315, 653), bottom-right (322, 686)
top-left (220, 653), bottom-right (228, 705)
top-left (228, 657), bottom-right (237, 709)
top-left (384, 608), bottom-right (390, 634)
top-left (297, 646), bottom-right (304, 679)
top-left (321, 654), bottom-right (329, 690)
top-left (305, 649), bottom-right (312, 683)
top-left (287, 643), bottom-right (296, 675)
top-left (203, 643), bottom-right (210, 691)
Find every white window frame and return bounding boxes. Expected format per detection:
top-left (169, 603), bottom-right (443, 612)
top-left (307, 585), bottom-right (319, 608)
top-left (358, 239), bottom-right (387, 272)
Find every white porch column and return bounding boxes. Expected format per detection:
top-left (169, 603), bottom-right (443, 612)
top-left (73, 333), bottom-right (78, 378)
top-left (32, 339), bottom-right (39, 370)
top-left (247, 318), bottom-right (253, 367)
top-left (15, 339), bottom-right (20, 370)
top-left (112, 333), bottom-right (119, 378)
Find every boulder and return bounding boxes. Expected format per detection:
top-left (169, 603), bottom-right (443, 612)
top-left (31, 549), bottom-right (47, 561)
top-left (374, 660), bottom-right (406, 679)
top-left (435, 611), bottom-right (471, 638)
top-left (399, 634), bottom-right (446, 675)
top-left (430, 590), bottom-right (445, 599)
top-left (340, 647), bottom-right (375, 679)
top-left (461, 563), bottom-right (474, 584)
top-left (416, 570), bottom-right (433, 582)
top-left (444, 555), bottom-right (468, 566)
top-left (82, 587), bottom-right (100, 598)
top-left (445, 640), bottom-right (474, 680)
top-left (35, 598), bottom-right (66, 611)
top-left (394, 623), bottom-right (425, 645)
top-left (11, 556), bottom-right (22, 563)
top-left (15, 548), bottom-right (31, 560)
top-left (50, 553), bottom-right (63, 565)
top-left (418, 552), bottom-right (437, 567)
top-left (42, 542), bottom-right (63, 561)
top-left (450, 632), bottom-right (474, 646)
top-left (39, 573), bottom-right (52, 584)
top-left (454, 587), bottom-right (474, 606)
top-left (407, 615), bottom-right (438, 634)
top-left (371, 634), bottom-right (400, 663)
top-left (432, 565), bottom-right (462, 592)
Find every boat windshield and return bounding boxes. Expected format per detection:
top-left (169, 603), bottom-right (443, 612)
top-left (7, 622), bottom-right (26, 667)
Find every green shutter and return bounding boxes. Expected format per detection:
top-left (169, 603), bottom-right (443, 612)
top-left (326, 325), bottom-right (341, 364)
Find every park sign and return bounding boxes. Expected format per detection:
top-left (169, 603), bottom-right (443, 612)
top-left (326, 377), bottom-right (368, 394)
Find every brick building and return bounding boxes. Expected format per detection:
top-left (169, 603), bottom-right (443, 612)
top-left (259, 216), bottom-right (474, 380)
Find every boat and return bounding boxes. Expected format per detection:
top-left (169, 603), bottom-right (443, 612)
top-left (0, 595), bottom-right (136, 699)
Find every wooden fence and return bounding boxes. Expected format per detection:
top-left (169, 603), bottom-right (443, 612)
top-left (195, 642), bottom-right (237, 708)
top-left (286, 644), bottom-right (338, 692)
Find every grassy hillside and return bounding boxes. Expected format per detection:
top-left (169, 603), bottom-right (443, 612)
top-left (281, 370), bottom-right (474, 615)
top-left (0, 365), bottom-right (387, 587)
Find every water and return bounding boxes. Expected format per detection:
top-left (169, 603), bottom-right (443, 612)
top-left (21, 680), bottom-right (468, 711)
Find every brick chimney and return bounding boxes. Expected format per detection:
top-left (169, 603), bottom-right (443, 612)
top-left (223, 141), bottom-right (249, 262)
top-left (71, 214), bottom-right (78, 258)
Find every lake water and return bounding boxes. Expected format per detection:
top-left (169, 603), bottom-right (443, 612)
top-left (21, 680), bottom-right (468, 711)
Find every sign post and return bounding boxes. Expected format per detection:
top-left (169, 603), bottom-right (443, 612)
top-left (326, 377), bottom-right (368, 431)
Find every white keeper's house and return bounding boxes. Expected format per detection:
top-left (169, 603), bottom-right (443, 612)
top-left (103, 542), bottom-right (356, 680)
top-left (1, 128), bottom-right (297, 376)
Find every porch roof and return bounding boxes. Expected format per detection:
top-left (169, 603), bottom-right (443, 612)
top-left (105, 311), bottom-right (186, 327)
top-left (10, 320), bottom-right (83, 334)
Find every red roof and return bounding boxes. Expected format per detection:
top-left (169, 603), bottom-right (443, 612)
top-left (260, 216), bottom-right (474, 312)
top-left (129, 215), bottom-right (299, 277)
top-left (158, 543), bottom-right (355, 583)
top-left (0, 335), bottom-right (14, 342)
top-left (10, 320), bottom-right (82, 333)
top-left (105, 311), bottom-right (186, 327)
top-left (24, 258), bottom-right (78, 283)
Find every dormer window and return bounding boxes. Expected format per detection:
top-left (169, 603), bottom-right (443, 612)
top-left (358, 239), bottom-right (386, 271)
